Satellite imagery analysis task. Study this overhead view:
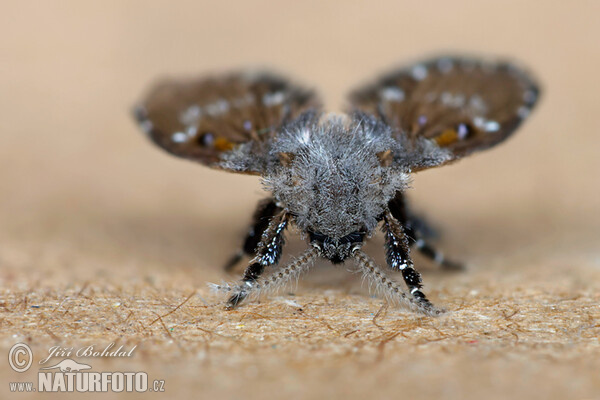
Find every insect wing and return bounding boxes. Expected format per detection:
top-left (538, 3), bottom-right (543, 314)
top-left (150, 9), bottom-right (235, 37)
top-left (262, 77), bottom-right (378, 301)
top-left (349, 56), bottom-right (540, 170)
top-left (134, 72), bottom-right (320, 174)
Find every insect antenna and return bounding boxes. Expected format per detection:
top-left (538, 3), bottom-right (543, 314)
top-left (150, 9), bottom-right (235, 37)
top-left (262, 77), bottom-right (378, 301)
top-left (209, 247), bottom-right (319, 308)
top-left (352, 250), bottom-right (445, 316)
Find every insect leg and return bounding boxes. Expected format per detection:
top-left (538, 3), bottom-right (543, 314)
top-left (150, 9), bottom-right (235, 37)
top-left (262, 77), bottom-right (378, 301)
top-left (223, 199), bottom-right (282, 272)
top-left (388, 192), bottom-right (463, 271)
top-left (225, 211), bottom-right (288, 309)
top-left (382, 211), bottom-right (440, 311)
top-left (413, 238), bottom-right (463, 271)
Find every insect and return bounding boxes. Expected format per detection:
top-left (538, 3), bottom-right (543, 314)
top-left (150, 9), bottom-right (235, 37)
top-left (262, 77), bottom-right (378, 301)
top-left (133, 55), bottom-right (540, 315)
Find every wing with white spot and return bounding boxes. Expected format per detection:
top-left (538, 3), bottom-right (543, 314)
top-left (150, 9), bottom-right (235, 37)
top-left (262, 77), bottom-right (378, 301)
top-left (134, 71), bottom-right (321, 174)
top-left (348, 56), bottom-right (540, 171)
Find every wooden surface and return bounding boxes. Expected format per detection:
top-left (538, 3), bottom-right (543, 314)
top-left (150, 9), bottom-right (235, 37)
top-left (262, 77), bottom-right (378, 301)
top-left (1, 1), bottom-right (599, 399)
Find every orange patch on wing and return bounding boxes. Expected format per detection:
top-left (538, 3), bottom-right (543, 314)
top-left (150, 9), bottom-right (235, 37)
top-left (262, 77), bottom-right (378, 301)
top-left (435, 129), bottom-right (459, 147)
top-left (214, 137), bottom-right (235, 151)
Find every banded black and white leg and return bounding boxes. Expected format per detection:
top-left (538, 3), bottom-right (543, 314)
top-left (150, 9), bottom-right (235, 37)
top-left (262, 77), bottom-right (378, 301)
top-left (223, 211), bottom-right (319, 310)
top-left (388, 193), bottom-right (463, 271)
top-left (382, 211), bottom-right (440, 313)
top-left (225, 210), bottom-right (288, 309)
top-left (223, 199), bottom-right (282, 272)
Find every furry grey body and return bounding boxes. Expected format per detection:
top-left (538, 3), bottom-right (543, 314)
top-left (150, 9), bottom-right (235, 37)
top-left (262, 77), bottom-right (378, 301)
top-left (223, 110), bottom-right (449, 263)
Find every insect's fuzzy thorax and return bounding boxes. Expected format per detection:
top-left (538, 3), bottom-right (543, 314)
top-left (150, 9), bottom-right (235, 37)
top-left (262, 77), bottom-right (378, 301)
top-left (262, 111), bottom-right (409, 239)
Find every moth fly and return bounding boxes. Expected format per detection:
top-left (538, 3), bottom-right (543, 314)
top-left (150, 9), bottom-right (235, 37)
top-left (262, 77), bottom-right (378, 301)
top-left (133, 55), bottom-right (540, 315)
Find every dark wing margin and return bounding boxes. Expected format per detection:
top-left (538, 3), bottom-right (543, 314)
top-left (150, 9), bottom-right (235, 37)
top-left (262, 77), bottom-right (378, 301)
top-left (348, 55), bottom-right (541, 171)
top-left (133, 71), bottom-right (321, 174)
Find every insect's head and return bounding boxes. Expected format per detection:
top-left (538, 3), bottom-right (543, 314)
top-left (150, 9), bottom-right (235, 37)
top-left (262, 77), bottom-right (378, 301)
top-left (262, 111), bottom-right (409, 261)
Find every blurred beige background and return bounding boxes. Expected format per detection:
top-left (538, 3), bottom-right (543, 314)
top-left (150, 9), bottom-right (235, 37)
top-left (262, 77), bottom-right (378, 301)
top-left (0, 1), bottom-right (599, 400)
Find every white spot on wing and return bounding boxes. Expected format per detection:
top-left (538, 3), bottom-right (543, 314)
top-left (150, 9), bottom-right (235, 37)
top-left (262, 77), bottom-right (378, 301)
top-left (380, 87), bottom-right (405, 102)
top-left (517, 106), bottom-right (530, 119)
top-left (473, 116), bottom-right (486, 129)
top-left (523, 90), bottom-right (537, 104)
top-left (262, 91), bottom-right (285, 106)
top-left (474, 117), bottom-right (501, 133)
top-left (180, 105), bottom-right (202, 125)
top-left (140, 120), bottom-right (153, 134)
top-left (206, 99), bottom-right (230, 116)
top-left (484, 121), bottom-right (500, 132)
top-left (411, 64), bottom-right (428, 81)
top-left (453, 94), bottom-right (465, 107)
top-left (440, 92), bottom-right (465, 108)
top-left (469, 95), bottom-right (487, 113)
top-left (201, 132), bottom-right (215, 146)
top-left (172, 132), bottom-right (188, 143)
top-left (186, 125), bottom-right (198, 137)
top-left (440, 92), bottom-right (452, 105)
top-left (437, 58), bottom-right (454, 74)
top-left (457, 123), bottom-right (469, 139)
